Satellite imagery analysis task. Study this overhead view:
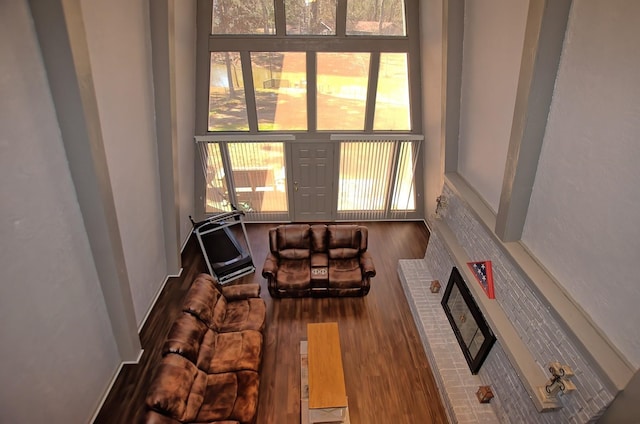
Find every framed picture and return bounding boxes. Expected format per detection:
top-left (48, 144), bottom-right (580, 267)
top-left (467, 261), bottom-right (495, 299)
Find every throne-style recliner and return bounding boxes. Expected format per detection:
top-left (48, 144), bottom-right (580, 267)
top-left (262, 224), bottom-right (376, 298)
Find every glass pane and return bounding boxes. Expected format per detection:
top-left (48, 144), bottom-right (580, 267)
top-left (374, 53), bottom-right (411, 130)
top-left (251, 52), bottom-right (307, 131)
top-left (346, 0), bottom-right (406, 36)
top-left (212, 0), bottom-right (275, 35)
top-left (228, 142), bottom-right (288, 213)
top-left (284, 0), bottom-right (336, 35)
top-left (317, 53), bottom-right (370, 130)
top-left (204, 143), bottom-right (231, 213)
top-left (209, 52), bottom-right (249, 131)
top-left (338, 141), bottom-right (393, 210)
top-left (391, 141), bottom-right (416, 210)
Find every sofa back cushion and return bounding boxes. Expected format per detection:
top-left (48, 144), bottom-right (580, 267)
top-left (310, 224), bottom-right (328, 253)
top-left (182, 274), bottom-right (227, 329)
top-left (327, 225), bottom-right (364, 259)
top-left (163, 312), bottom-right (208, 363)
top-left (273, 224), bottom-right (311, 260)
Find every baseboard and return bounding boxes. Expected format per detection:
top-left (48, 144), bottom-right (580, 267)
top-left (90, 348), bottom-right (144, 424)
top-left (138, 270), bottom-right (182, 333)
top-left (138, 229), bottom-right (193, 333)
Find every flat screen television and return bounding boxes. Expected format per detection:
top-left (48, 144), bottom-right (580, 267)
top-left (441, 267), bottom-right (496, 374)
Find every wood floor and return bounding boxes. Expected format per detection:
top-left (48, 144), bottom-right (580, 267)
top-left (94, 221), bottom-right (448, 424)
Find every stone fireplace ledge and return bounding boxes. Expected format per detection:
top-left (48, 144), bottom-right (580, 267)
top-left (398, 258), bottom-right (499, 424)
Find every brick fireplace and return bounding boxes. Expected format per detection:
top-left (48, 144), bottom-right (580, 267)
top-left (398, 181), bottom-right (617, 423)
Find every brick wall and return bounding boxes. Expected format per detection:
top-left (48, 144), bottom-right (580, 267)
top-left (401, 181), bottom-right (616, 423)
top-left (400, 258), bottom-right (502, 423)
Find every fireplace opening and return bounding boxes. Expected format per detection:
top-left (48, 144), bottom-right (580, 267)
top-left (441, 267), bottom-right (496, 374)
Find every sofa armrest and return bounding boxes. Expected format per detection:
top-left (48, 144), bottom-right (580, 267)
top-left (360, 251), bottom-right (376, 278)
top-left (221, 283), bottom-right (261, 300)
top-left (261, 252), bottom-right (279, 279)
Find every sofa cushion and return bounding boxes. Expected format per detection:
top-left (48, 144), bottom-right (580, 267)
top-left (328, 257), bottom-right (363, 288)
top-left (162, 313), bottom-right (208, 363)
top-left (275, 224), bottom-right (311, 259)
top-left (197, 329), bottom-right (263, 374)
top-left (276, 259), bottom-right (311, 291)
top-left (146, 354), bottom-right (207, 423)
top-left (327, 225), bottom-right (362, 259)
top-left (196, 370), bottom-right (260, 424)
top-left (217, 297), bottom-right (266, 333)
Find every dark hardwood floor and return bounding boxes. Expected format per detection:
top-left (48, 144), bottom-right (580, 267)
top-left (94, 221), bottom-right (448, 424)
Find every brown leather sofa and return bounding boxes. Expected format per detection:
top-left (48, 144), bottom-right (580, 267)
top-left (144, 273), bottom-right (266, 424)
top-left (262, 224), bottom-right (376, 298)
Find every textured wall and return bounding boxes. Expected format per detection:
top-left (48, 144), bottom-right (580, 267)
top-left (522, 0), bottom-right (640, 367)
top-left (457, 0), bottom-right (528, 212)
top-left (423, 183), bottom-right (615, 423)
top-left (81, 0), bottom-right (168, 325)
top-left (175, 2), bottom-right (197, 247)
top-left (0, 1), bottom-right (120, 422)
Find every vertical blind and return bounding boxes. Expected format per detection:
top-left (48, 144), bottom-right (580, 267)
top-left (334, 137), bottom-right (421, 221)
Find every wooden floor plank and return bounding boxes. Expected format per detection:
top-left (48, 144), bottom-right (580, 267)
top-left (94, 221), bottom-right (448, 424)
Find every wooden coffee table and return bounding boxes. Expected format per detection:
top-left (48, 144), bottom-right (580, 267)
top-left (307, 322), bottom-right (348, 424)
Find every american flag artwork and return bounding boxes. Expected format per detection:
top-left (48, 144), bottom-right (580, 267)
top-left (467, 261), bottom-right (495, 299)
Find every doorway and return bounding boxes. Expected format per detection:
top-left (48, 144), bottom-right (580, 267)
top-left (289, 142), bottom-right (335, 222)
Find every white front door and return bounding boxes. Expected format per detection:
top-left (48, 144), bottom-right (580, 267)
top-left (290, 142), bottom-right (335, 222)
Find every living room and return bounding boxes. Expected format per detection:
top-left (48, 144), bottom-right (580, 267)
top-left (2, 1), bottom-right (639, 423)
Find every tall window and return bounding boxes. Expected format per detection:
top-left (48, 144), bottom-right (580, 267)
top-left (196, 0), bottom-right (422, 220)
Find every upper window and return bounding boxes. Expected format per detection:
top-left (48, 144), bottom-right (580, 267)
top-left (199, 0), bottom-right (418, 133)
top-left (211, 1), bottom-right (275, 34)
top-left (285, 0), bottom-right (337, 35)
top-left (346, 0), bottom-right (406, 36)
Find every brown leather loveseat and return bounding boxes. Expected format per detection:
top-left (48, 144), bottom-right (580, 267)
top-left (262, 224), bottom-right (375, 298)
top-left (144, 273), bottom-right (266, 424)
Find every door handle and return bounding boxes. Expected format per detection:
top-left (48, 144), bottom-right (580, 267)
top-left (294, 181), bottom-right (299, 191)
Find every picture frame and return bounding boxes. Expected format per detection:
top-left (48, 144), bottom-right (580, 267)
top-left (441, 267), bottom-right (496, 374)
top-left (466, 260), bottom-right (495, 299)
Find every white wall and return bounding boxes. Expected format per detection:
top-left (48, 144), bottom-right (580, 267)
top-left (523, 0), bottom-right (640, 367)
top-left (0, 1), bottom-right (120, 422)
top-left (175, 2), bottom-right (197, 245)
top-left (81, 0), bottom-right (168, 325)
top-left (457, 0), bottom-right (529, 212)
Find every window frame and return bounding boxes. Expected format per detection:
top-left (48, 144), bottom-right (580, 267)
top-left (194, 0), bottom-right (424, 220)
top-left (195, 0), bottom-right (422, 136)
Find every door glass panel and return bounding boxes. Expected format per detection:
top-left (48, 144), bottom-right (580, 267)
top-left (374, 53), bottom-right (410, 130)
top-left (212, 0), bottom-right (275, 35)
top-left (227, 142), bottom-right (288, 213)
top-left (209, 52), bottom-right (249, 131)
top-left (337, 141), bottom-right (393, 210)
top-left (251, 52), bottom-right (307, 131)
top-left (317, 53), bottom-right (370, 130)
top-left (285, 0), bottom-right (337, 35)
top-left (391, 141), bottom-right (416, 210)
top-left (204, 143), bottom-right (230, 214)
top-left (346, 0), bottom-right (406, 36)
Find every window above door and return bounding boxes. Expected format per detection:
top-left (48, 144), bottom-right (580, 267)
top-left (196, 0), bottom-right (421, 135)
